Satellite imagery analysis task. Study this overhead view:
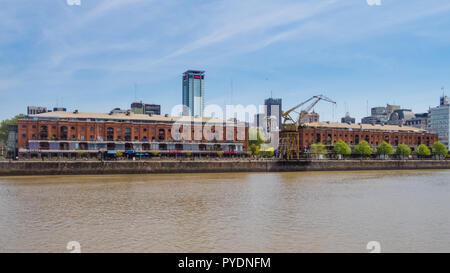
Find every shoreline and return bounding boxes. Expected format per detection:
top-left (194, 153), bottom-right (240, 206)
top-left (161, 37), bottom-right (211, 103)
top-left (1, 159), bottom-right (450, 176)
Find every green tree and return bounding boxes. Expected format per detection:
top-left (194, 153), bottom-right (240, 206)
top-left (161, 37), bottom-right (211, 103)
top-left (333, 140), bottom-right (351, 156)
top-left (416, 144), bottom-right (431, 157)
top-left (249, 143), bottom-right (261, 156)
top-left (0, 114), bottom-right (25, 143)
top-left (310, 143), bottom-right (327, 155)
top-left (248, 128), bottom-right (265, 146)
top-left (248, 128), bottom-right (265, 156)
top-left (262, 147), bottom-right (275, 158)
top-left (431, 142), bottom-right (448, 158)
top-left (396, 144), bottom-right (411, 157)
top-left (377, 141), bottom-right (394, 155)
top-left (354, 140), bottom-right (373, 157)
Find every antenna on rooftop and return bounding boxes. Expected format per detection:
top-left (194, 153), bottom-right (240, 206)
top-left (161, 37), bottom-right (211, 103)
top-left (230, 79), bottom-right (233, 105)
top-left (332, 103), bottom-right (335, 122)
top-left (134, 83), bottom-right (137, 101)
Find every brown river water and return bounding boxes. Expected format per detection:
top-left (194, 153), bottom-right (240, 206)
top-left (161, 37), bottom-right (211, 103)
top-left (0, 170), bottom-right (449, 253)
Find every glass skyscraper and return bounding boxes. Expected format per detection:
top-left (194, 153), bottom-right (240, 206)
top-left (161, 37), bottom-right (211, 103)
top-left (430, 96), bottom-right (450, 148)
top-left (182, 70), bottom-right (205, 117)
top-left (264, 98), bottom-right (282, 131)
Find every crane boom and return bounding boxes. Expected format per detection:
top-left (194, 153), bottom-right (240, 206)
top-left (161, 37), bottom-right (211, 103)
top-left (279, 94), bottom-right (336, 160)
top-left (282, 94), bottom-right (336, 126)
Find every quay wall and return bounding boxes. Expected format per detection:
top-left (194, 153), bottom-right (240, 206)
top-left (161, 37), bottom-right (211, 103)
top-left (1, 160), bottom-right (450, 176)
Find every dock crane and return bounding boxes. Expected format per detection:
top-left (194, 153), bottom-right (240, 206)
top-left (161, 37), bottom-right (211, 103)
top-left (279, 95), bottom-right (336, 159)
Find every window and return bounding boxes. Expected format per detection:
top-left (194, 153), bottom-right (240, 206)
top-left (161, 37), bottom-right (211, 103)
top-left (60, 126), bottom-right (68, 140)
top-left (107, 127), bottom-right (114, 141)
top-left (22, 125), bottom-right (27, 129)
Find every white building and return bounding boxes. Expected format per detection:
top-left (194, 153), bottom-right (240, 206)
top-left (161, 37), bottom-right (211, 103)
top-left (429, 96), bottom-right (450, 148)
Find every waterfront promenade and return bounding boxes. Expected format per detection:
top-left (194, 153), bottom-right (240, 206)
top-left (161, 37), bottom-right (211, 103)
top-left (1, 159), bottom-right (450, 176)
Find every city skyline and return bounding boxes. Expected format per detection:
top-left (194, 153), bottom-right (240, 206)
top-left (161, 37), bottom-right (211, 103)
top-left (1, 0), bottom-right (450, 122)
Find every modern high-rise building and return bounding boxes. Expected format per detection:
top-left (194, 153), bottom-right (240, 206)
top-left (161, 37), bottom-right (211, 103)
top-left (404, 112), bottom-right (430, 130)
top-left (387, 109), bottom-right (415, 126)
top-left (430, 96), bottom-right (450, 148)
top-left (361, 104), bottom-right (401, 125)
top-left (264, 98), bottom-right (282, 130)
top-left (27, 106), bottom-right (47, 115)
top-left (182, 70), bottom-right (205, 117)
top-left (131, 102), bottom-right (161, 115)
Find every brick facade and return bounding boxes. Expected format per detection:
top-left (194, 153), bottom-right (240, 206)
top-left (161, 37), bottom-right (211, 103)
top-left (298, 126), bottom-right (438, 151)
top-left (17, 119), bottom-right (248, 151)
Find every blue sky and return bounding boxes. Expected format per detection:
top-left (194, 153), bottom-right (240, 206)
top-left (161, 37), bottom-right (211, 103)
top-left (1, 0), bottom-right (450, 122)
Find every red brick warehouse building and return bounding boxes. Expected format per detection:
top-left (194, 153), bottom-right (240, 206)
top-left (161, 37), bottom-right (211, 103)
top-left (17, 110), bottom-right (249, 158)
top-left (289, 122), bottom-right (438, 153)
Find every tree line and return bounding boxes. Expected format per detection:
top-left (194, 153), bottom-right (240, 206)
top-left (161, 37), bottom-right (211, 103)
top-left (310, 140), bottom-right (448, 159)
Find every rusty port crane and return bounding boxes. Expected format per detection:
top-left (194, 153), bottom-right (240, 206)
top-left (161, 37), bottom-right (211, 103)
top-left (279, 95), bottom-right (336, 160)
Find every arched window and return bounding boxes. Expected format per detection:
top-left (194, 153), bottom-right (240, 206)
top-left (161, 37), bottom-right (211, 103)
top-left (60, 126), bottom-right (68, 140)
top-left (40, 126), bottom-right (48, 139)
top-left (107, 127), bottom-right (114, 141)
top-left (159, 129), bottom-right (165, 141)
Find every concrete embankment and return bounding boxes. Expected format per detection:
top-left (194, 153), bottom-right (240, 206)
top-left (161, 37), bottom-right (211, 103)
top-left (0, 160), bottom-right (450, 176)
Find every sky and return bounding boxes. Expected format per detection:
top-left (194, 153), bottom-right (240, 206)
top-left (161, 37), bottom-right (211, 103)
top-left (1, 0), bottom-right (450, 122)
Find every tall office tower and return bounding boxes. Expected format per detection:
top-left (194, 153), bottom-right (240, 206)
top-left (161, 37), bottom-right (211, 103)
top-left (182, 70), bottom-right (205, 117)
top-left (430, 96), bottom-right (450, 148)
top-left (27, 106), bottom-right (47, 115)
top-left (131, 101), bottom-right (161, 115)
top-left (264, 98), bottom-right (282, 130)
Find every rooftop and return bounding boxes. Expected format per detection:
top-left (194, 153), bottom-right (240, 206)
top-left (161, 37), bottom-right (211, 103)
top-left (303, 122), bottom-right (428, 133)
top-left (25, 111), bottom-right (240, 124)
top-left (183, 70), bottom-right (205, 74)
